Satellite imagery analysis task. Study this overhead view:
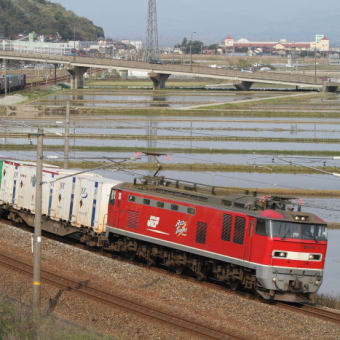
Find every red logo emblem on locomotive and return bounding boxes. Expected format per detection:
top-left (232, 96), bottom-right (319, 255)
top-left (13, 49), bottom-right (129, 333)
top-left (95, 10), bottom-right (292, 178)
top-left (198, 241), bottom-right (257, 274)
top-left (175, 220), bottom-right (188, 237)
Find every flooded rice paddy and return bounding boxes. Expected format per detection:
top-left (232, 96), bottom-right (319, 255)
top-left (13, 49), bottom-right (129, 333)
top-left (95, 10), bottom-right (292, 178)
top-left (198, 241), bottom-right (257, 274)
top-left (40, 91), bottom-right (277, 108)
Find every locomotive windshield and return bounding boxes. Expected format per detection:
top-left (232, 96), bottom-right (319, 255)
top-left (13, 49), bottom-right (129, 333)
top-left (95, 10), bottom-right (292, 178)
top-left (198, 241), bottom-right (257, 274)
top-left (270, 221), bottom-right (327, 241)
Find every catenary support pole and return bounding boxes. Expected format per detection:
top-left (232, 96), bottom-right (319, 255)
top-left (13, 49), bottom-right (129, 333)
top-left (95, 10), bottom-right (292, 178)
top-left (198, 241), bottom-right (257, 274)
top-left (54, 64), bottom-right (57, 84)
top-left (64, 102), bottom-right (70, 169)
top-left (4, 59), bottom-right (7, 96)
top-left (33, 127), bottom-right (43, 339)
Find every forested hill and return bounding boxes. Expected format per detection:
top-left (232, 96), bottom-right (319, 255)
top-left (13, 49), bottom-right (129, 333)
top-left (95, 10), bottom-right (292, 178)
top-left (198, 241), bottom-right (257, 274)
top-left (0, 0), bottom-right (104, 40)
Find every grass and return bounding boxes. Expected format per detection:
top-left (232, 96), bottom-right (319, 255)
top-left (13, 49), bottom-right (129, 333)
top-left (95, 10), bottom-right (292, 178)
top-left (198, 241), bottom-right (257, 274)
top-left (2, 144), bottom-right (340, 158)
top-left (2, 133), bottom-right (340, 144)
top-left (20, 88), bottom-right (65, 104)
top-left (327, 223), bottom-right (340, 230)
top-left (0, 294), bottom-right (114, 340)
top-left (0, 87), bottom-right (65, 115)
top-left (45, 160), bottom-right (340, 175)
top-left (208, 93), bottom-right (320, 109)
top-left (316, 294), bottom-right (340, 310)
top-left (59, 106), bottom-right (340, 118)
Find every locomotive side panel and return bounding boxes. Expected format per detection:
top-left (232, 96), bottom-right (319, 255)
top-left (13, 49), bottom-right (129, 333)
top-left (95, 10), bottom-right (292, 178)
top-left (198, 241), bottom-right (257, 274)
top-left (108, 188), bottom-right (254, 265)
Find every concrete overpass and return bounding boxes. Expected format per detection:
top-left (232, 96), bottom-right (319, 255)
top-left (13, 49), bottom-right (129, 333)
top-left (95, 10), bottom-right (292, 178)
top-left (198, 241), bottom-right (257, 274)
top-left (0, 49), bottom-right (338, 92)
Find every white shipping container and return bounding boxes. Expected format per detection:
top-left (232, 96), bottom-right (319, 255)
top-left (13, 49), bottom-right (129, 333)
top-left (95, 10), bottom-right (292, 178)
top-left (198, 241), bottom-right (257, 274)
top-left (12, 165), bottom-right (59, 214)
top-left (50, 171), bottom-right (78, 223)
top-left (51, 171), bottom-right (102, 223)
top-left (14, 164), bottom-right (36, 211)
top-left (0, 160), bottom-right (36, 205)
top-left (0, 161), bottom-right (20, 205)
top-left (72, 177), bottom-right (121, 233)
top-left (41, 169), bottom-right (59, 216)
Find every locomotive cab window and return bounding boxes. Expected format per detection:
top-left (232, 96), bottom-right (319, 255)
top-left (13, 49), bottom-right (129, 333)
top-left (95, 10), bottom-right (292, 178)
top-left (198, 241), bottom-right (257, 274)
top-left (171, 204), bottom-right (178, 211)
top-left (187, 207), bottom-right (196, 215)
top-left (143, 198), bottom-right (150, 205)
top-left (128, 195), bottom-right (136, 202)
top-left (109, 189), bottom-right (116, 205)
top-left (256, 219), bottom-right (269, 236)
top-left (270, 221), bottom-right (327, 241)
top-left (157, 201), bottom-right (164, 208)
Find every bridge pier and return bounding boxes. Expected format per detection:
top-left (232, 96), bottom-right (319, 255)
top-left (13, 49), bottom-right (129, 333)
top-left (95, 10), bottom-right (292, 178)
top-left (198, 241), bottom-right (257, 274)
top-left (118, 70), bottom-right (129, 80)
top-left (67, 66), bottom-right (89, 89)
top-left (322, 85), bottom-right (338, 93)
top-left (233, 81), bottom-right (253, 91)
top-left (149, 72), bottom-right (170, 90)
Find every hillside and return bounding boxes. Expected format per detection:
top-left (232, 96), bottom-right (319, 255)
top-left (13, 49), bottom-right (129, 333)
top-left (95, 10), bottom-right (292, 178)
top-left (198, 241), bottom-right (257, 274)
top-left (0, 0), bottom-right (104, 40)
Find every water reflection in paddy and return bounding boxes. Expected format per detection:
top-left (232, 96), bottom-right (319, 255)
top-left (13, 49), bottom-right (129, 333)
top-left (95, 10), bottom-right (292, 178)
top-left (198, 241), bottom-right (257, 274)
top-left (318, 230), bottom-right (340, 297)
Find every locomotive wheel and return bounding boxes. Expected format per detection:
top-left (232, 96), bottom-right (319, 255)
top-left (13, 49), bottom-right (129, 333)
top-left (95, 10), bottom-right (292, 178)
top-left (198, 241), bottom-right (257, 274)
top-left (175, 266), bottom-right (184, 275)
top-left (195, 272), bottom-right (206, 282)
top-left (127, 252), bottom-right (136, 261)
top-left (230, 280), bottom-right (240, 291)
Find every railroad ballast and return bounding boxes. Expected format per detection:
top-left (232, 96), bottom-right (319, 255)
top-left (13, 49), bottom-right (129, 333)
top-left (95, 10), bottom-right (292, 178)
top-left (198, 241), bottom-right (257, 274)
top-left (0, 159), bottom-right (328, 303)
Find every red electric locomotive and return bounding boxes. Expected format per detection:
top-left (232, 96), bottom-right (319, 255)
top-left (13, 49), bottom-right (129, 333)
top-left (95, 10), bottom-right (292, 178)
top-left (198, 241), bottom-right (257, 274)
top-left (106, 176), bottom-right (328, 303)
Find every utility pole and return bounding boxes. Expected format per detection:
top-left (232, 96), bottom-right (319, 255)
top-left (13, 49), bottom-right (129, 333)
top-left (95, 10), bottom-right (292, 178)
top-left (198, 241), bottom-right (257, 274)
top-left (314, 47), bottom-right (317, 82)
top-left (4, 59), bottom-right (7, 96)
top-left (64, 102), bottom-right (70, 169)
top-left (190, 32), bottom-right (196, 69)
top-left (32, 127), bottom-right (43, 339)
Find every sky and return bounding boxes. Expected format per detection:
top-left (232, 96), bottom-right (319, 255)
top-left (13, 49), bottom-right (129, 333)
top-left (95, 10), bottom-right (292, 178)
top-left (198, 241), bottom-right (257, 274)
top-left (51, 0), bottom-right (340, 46)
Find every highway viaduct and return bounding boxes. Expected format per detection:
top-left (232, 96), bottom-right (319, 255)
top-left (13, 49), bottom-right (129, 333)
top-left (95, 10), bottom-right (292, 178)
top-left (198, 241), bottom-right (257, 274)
top-left (0, 50), bottom-right (339, 92)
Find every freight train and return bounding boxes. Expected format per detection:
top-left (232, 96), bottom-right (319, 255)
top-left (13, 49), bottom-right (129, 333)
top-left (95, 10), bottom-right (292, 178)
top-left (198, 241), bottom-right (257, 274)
top-left (0, 159), bottom-right (328, 303)
top-left (0, 74), bottom-right (26, 93)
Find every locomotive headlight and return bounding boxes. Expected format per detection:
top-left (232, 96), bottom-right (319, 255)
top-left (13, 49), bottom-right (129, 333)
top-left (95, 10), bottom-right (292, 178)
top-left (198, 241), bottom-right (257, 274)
top-left (314, 280), bottom-right (320, 286)
top-left (273, 251), bottom-right (287, 258)
top-left (309, 254), bottom-right (321, 261)
top-left (272, 277), bottom-right (277, 282)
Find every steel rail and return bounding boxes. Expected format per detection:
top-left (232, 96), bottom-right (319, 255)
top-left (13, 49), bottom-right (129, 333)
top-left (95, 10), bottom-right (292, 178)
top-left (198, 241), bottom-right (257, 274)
top-left (276, 302), bottom-right (340, 324)
top-left (0, 252), bottom-right (243, 340)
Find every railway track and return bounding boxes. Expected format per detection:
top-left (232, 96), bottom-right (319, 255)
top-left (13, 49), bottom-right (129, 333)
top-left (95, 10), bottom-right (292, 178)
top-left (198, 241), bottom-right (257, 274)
top-left (2, 219), bottom-right (340, 327)
top-left (277, 302), bottom-right (340, 324)
top-left (0, 251), bottom-right (243, 340)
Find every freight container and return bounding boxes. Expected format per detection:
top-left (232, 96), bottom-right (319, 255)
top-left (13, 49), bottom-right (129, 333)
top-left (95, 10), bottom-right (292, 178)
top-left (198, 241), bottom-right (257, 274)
top-left (0, 160), bottom-right (59, 212)
top-left (14, 163), bottom-right (36, 211)
top-left (0, 160), bottom-right (30, 205)
top-left (50, 171), bottom-right (102, 224)
top-left (72, 177), bottom-right (121, 233)
top-left (50, 170), bottom-right (77, 223)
